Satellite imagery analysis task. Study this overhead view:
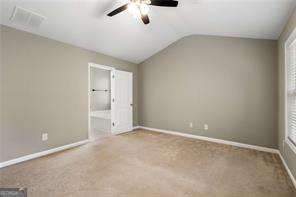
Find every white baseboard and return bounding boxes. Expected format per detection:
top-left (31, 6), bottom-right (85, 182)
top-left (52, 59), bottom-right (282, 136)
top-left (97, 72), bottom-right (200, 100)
top-left (278, 152), bottom-right (296, 189)
top-left (1, 126), bottom-right (295, 190)
top-left (0, 139), bottom-right (89, 169)
top-left (133, 126), bottom-right (140, 130)
top-left (138, 126), bottom-right (296, 189)
top-left (138, 126), bottom-right (278, 153)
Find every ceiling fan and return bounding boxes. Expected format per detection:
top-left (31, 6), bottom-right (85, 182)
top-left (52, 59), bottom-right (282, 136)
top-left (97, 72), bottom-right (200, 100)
top-left (107, 0), bottom-right (178, 25)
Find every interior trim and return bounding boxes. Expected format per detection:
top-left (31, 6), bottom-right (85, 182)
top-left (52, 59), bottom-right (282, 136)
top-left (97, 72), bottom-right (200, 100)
top-left (138, 126), bottom-right (278, 153)
top-left (0, 127), bottom-right (140, 169)
top-left (1, 127), bottom-right (295, 190)
top-left (286, 138), bottom-right (296, 154)
top-left (278, 151), bottom-right (296, 189)
top-left (0, 140), bottom-right (90, 169)
top-left (137, 126), bottom-right (296, 189)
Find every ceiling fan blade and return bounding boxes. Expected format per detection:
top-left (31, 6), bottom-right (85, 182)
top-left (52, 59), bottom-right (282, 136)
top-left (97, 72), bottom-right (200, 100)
top-left (107, 4), bottom-right (129, 17)
top-left (141, 14), bottom-right (150, 25)
top-left (150, 0), bottom-right (178, 7)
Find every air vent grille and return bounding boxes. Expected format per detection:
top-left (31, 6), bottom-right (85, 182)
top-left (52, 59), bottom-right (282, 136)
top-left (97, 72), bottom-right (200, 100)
top-left (10, 6), bottom-right (45, 28)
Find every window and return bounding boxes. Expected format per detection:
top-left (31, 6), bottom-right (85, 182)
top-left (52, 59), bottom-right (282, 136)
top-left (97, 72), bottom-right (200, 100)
top-left (286, 29), bottom-right (296, 152)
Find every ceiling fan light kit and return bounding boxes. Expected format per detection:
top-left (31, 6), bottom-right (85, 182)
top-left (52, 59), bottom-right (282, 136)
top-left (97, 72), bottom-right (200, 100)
top-left (107, 0), bottom-right (178, 25)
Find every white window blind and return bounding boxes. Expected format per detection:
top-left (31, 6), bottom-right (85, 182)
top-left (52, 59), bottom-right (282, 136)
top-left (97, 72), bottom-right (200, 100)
top-left (287, 40), bottom-right (296, 147)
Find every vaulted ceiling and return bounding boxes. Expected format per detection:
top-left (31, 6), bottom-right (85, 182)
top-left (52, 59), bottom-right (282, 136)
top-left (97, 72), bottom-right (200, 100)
top-left (1, 0), bottom-right (295, 63)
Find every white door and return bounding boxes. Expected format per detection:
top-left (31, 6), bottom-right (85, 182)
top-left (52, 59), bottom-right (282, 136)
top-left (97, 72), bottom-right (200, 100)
top-left (111, 70), bottom-right (133, 134)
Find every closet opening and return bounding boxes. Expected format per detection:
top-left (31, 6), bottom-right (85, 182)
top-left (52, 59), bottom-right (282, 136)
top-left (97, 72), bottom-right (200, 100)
top-left (88, 63), bottom-right (133, 140)
top-left (88, 64), bottom-right (113, 140)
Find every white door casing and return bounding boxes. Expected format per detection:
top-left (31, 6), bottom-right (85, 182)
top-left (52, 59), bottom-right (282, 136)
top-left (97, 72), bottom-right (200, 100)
top-left (111, 70), bottom-right (133, 134)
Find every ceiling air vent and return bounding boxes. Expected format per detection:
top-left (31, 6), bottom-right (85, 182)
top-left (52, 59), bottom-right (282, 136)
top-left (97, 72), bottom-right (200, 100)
top-left (10, 6), bottom-right (45, 28)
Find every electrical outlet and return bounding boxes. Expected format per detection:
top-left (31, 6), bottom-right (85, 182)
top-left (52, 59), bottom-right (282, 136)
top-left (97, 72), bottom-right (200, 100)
top-left (189, 122), bottom-right (193, 128)
top-left (204, 124), bottom-right (208, 131)
top-left (42, 133), bottom-right (48, 141)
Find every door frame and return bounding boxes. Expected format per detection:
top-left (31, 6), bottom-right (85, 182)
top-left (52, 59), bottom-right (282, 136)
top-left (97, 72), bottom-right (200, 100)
top-left (88, 63), bottom-right (115, 140)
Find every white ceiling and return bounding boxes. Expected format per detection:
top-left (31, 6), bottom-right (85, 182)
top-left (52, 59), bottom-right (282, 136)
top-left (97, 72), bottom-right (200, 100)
top-left (1, 0), bottom-right (296, 64)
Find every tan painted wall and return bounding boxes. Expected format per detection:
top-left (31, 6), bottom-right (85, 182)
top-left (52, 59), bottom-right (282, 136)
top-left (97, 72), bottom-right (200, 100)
top-left (278, 8), bottom-right (296, 179)
top-left (1, 25), bottom-right (138, 162)
top-left (139, 35), bottom-right (278, 148)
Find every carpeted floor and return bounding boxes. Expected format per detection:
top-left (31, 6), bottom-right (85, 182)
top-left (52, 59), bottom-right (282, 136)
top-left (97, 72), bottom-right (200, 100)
top-left (0, 129), bottom-right (295, 197)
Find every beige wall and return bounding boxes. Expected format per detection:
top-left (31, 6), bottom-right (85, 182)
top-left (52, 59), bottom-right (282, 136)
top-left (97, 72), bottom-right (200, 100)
top-left (0, 22), bottom-right (289, 168)
top-left (139, 35), bottom-right (278, 148)
top-left (278, 8), bottom-right (296, 179)
top-left (1, 25), bottom-right (138, 162)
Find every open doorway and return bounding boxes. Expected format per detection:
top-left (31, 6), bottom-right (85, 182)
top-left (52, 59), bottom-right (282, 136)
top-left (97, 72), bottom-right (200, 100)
top-left (88, 63), bottom-right (133, 140)
top-left (88, 64), bottom-right (113, 140)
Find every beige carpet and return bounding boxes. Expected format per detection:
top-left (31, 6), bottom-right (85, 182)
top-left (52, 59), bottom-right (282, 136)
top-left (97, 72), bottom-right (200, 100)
top-left (0, 129), bottom-right (295, 197)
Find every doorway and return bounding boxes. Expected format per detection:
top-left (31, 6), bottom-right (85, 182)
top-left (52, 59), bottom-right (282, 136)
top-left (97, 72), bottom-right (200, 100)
top-left (88, 63), bottom-right (133, 140)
